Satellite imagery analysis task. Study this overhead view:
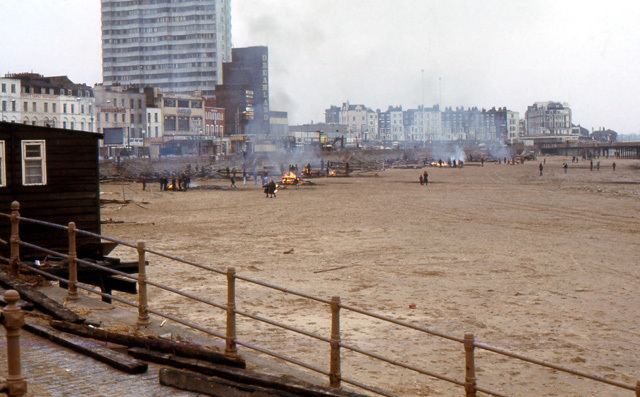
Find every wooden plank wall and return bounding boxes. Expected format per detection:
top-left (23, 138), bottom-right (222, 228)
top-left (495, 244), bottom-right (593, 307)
top-left (0, 123), bottom-right (102, 259)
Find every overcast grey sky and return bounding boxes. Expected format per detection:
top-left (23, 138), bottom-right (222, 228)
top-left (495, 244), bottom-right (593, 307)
top-left (1, 0), bottom-right (639, 133)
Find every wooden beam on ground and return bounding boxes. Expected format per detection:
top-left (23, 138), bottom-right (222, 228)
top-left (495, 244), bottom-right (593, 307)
top-left (0, 272), bottom-right (83, 323)
top-left (159, 367), bottom-right (301, 397)
top-left (51, 320), bottom-right (245, 368)
top-left (23, 322), bottom-right (148, 374)
top-left (130, 348), bottom-right (367, 397)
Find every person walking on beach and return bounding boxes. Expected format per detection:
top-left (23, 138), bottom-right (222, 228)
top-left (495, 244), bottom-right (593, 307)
top-left (539, 162), bottom-right (544, 176)
top-left (423, 171), bottom-right (429, 187)
top-left (596, 160), bottom-right (600, 171)
top-left (230, 174), bottom-right (237, 189)
top-left (612, 162), bottom-right (616, 171)
top-left (268, 179), bottom-right (277, 198)
top-left (419, 174), bottom-right (424, 185)
top-left (590, 159), bottom-right (593, 171)
top-left (563, 162), bottom-right (568, 174)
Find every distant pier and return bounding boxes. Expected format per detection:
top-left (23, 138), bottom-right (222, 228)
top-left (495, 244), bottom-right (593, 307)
top-left (538, 141), bottom-right (640, 158)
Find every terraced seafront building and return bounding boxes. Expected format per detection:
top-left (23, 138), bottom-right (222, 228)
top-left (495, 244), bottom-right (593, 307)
top-left (101, 0), bottom-right (232, 96)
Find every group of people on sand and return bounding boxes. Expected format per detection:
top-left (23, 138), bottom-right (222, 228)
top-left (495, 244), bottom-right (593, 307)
top-left (155, 173), bottom-right (190, 191)
top-left (539, 159), bottom-right (617, 176)
top-left (263, 179), bottom-right (277, 198)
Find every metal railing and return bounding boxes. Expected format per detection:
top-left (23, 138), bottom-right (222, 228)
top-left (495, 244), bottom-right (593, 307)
top-left (1, 201), bottom-right (639, 397)
top-left (0, 289), bottom-right (27, 397)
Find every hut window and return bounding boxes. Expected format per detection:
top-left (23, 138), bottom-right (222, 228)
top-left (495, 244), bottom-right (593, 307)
top-left (0, 141), bottom-right (5, 187)
top-left (21, 140), bottom-right (47, 186)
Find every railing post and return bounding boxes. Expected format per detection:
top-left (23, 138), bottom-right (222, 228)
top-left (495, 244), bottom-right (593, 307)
top-left (464, 333), bottom-right (477, 397)
top-left (3, 290), bottom-right (27, 397)
top-left (136, 241), bottom-right (150, 327)
top-left (9, 201), bottom-right (20, 277)
top-left (67, 222), bottom-right (79, 301)
top-left (225, 267), bottom-right (237, 358)
top-left (329, 296), bottom-right (341, 388)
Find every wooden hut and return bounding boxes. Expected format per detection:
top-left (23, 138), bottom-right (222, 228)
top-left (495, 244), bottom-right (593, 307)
top-left (0, 122), bottom-right (102, 259)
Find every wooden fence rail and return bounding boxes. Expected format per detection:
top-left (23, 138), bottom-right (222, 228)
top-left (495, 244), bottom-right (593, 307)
top-left (2, 201), bottom-right (639, 397)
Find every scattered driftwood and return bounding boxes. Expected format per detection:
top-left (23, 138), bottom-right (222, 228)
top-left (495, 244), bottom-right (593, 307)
top-left (312, 265), bottom-right (352, 274)
top-left (100, 198), bottom-right (132, 205)
top-left (100, 218), bottom-right (156, 226)
top-left (51, 320), bottom-right (245, 368)
top-left (100, 198), bottom-right (150, 209)
top-left (132, 348), bottom-right (366, 397)
top-left (0, 272), bottom-right (83, 323)
top-left (24, 322), bottom-right (148, 374)
top-left (159, 367), bottom-right (300, 397)
top-left (190, 185), bottom-right (233, 191)
top-left (101, 218), bottom-right (126, 224)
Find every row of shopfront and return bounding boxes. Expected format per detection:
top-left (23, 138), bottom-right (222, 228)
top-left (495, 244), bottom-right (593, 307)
top-left (100, 133), bottom-right (253, 159)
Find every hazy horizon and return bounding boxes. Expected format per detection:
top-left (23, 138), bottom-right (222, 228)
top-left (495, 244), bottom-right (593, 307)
top-left (1, 0), bottom-right (639, 134)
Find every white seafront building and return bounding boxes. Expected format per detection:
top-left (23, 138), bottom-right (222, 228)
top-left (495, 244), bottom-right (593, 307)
top-left (0, 77), bottom-right (22, 123)
top-left (3, 73), bottom-right (95, 132)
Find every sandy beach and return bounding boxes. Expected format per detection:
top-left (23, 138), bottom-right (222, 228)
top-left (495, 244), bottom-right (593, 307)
top-left (99, 157), bottom-right (640, 396)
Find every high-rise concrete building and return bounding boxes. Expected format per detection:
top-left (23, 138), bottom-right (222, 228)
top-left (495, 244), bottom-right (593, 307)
top-left (215, 46), bottom-right (269, 136)
top-left (101, 0), bottom-right (232, 96)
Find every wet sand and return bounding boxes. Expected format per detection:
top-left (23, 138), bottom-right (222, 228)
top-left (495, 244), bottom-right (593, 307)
top-left (101, 157), bottom-right (640, 396)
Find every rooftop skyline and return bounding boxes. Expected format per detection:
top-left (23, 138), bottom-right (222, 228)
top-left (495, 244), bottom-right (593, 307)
top-left (1, 0), bottom-right (639, 133)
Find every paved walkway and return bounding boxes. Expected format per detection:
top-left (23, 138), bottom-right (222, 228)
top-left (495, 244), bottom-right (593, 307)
top-left (0, 285), bottom-right (330, 396)
top-left (0, 327), bottom-right (204, 397)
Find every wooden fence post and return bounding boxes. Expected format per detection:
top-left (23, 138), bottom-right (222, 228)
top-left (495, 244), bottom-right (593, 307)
top-left (67, 222), bottom-right (79, 301)
top-left (225, 267), bottom-right (237, 358)
top-left (329, 296), bottom-right (341, 388)
top-left (464, 333), bottom-right (477, 397)
top-left (9, 201), bottom-right (20, 277)
top-left (3, 290), bottom-right (27, 397)
top-left (136, 241), bottom-right (150, 326)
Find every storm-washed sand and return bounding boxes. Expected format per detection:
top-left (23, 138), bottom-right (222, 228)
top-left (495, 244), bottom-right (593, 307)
top-left (101, 157), bottom-right (640, 396)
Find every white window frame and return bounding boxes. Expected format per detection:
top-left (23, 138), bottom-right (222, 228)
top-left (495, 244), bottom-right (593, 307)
top-left (0, 141), bottom-right (5, 187)
top-left (21, 140), bottom-right (47, 186)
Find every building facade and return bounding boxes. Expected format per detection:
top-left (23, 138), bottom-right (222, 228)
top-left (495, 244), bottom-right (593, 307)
top-left (506, 110), bottom-right (520, 144)
top-left (403, 105), bottom-right (442, 142)
top-left (94, 84), bottom-right (148, 155)
top-left (335, 102), bottom-right (376, 144)
top-left (204, 98), bottom-right (225, 138)
top-left (146, 107), bottom-right (163, 139)
top-left (269, 111), bottom-right (288, 138)
top-left (524, 101), bottom-right (574, 142)
top-left (441, 106), bottom-right (508, 142)
top-left (324, 105), bottom-right (340, 124)
top-left (379, 106), bottom-right (404, 141)
top-left (7, 74), bottom-right (94, 132)
top-left (215, 46), bottom-right (269, 136)
top-left (0, 78), bottom-right (21, 123)
top-left (591, 127), bottom-right (617, 143)
top-left (101, 0), bottom-right (232, 96)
